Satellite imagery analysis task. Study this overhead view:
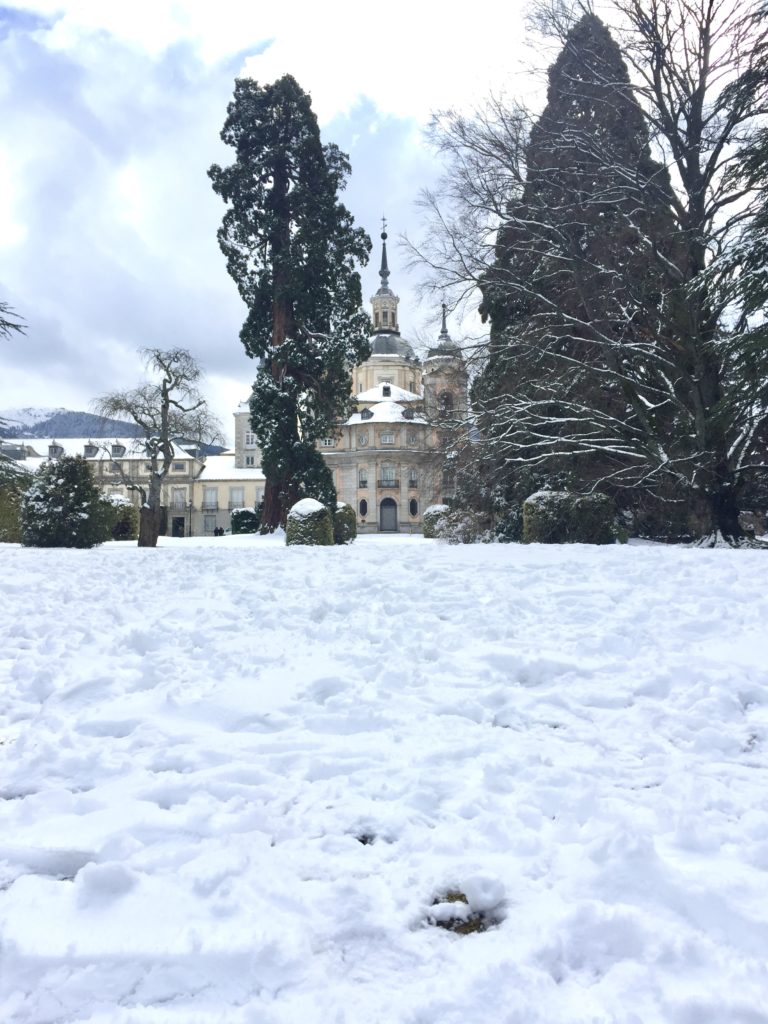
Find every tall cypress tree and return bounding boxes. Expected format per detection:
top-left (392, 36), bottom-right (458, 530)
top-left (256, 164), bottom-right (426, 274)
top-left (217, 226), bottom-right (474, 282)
top-left (209, 75), bottom-right (371, 530)
top-left (478, 14), bottom-right (679, 500)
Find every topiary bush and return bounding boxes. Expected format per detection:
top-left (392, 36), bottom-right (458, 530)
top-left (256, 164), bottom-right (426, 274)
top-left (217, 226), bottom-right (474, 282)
top-left (435, 509), bottom-right (490, 544)
top-left (422, 504), bottom-right (450, 538)
top-left (333, 501), bottom-right (356, 545)
top-left (231, 505), bottom-right (262, 534)
top-left (21, 455), bottom-right (112, 548)
top-left (523, 490), bottom-right (616, 544)
top-left (105, 496), bottom-right (139, 541)
top-left (286, 498), bottom-right (334, 546)
top-left (0, 459), bottom-right (29, 543)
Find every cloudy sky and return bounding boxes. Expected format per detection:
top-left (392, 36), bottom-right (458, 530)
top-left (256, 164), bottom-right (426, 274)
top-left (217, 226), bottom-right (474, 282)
top-left (0, 0), bottom-right (540, 442)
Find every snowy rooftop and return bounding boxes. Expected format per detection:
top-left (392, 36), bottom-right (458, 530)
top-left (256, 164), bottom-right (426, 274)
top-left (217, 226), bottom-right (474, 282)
top-left (346, 400), bottom-right (427, 426)
top-left (355, 383), bottom-right (422, 403)
top-left (197, 456), bottom-right (265, 481)
top-left (7, 437), bottom-right (197, 464)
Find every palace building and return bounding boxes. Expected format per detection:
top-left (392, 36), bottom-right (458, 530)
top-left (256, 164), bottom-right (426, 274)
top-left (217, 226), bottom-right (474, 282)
top-left (317, 226), bottom-right (469, 532)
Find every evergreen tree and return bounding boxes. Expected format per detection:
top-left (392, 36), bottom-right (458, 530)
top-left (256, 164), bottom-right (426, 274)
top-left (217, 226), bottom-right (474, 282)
top-left (479, 14), bottom-right (678, 499)
top-left (209, 75), bottom-right (371, 530)
top-left (21, 455), bottom-right (111, 549)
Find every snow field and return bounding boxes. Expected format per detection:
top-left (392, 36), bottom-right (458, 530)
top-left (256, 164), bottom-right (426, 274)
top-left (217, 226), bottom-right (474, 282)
top-left (1, 535), bottom-right (767, 1023)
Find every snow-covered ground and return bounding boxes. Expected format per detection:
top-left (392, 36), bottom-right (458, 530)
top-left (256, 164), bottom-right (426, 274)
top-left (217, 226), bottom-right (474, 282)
top-left (1, 534), bottom-right (767, 1024)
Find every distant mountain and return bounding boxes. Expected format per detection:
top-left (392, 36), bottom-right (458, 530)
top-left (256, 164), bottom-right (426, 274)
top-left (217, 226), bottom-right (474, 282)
top-left (0, 408), bottom-right (144, 439)
top-left (0, 408), bottom-right (227, 456)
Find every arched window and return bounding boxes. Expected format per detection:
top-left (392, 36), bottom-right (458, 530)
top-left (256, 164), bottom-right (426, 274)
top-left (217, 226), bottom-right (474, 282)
top-left (409, 498), bottom-right (418, 517)
top-left (359, 499), bottom-right (368, 518)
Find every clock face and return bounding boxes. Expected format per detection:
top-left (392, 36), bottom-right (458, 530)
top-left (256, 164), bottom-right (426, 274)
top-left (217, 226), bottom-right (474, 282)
top-left (358, 433), bottom-right (368, 447)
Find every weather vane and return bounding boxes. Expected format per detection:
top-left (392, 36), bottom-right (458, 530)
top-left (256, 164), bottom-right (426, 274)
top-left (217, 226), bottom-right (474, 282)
top-left (381, 215), bottom-right (387, 238)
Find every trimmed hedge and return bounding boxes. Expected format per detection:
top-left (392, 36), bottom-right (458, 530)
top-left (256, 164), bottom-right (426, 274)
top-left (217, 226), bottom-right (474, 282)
top-left (286, 498), bottom-right (334, 546)
top-left (522, 490), bottom-right (616, 544)
top-left (231, 505), bottom-right (261, 534)
top-left (435, 509), bottom-right (489, 544)
top-left (422, 504), bottom-right (450, 538)
top-left (0, 459), bottom-right (27, 543)
top-left (107, 499), bottom-right (139, 541)
top-left (333, 502), bottom-right (356, 545)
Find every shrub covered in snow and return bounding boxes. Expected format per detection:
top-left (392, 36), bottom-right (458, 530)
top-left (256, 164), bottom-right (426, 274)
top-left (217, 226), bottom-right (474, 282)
top-left (523, 490), bottom-right (616, 544)
top-left (21, 455), bottom-right (112, 549)
top-left (286, 498), bottom-right (333, 546)
top-left (0, 458), bottom-right (28, 543)
top-left (435, 509), bottom-right (490, 545)
top-left (231, 505), bottom-right (261, 534)
top-left (105, 496), bottom-right (138, 541)
top-left (422, 504), bottom-right (450, 539)
top-left (333, 502), bottom-right (356, 545)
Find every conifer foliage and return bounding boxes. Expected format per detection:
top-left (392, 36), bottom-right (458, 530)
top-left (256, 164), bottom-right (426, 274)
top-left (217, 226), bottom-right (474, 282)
top-left (473, 7), bottom-right (768, 542)
top-left (209, 75), bottom-right (372, 530)
top-left (478, 13), bottom-right (677, 493)
top-left (21, 455), bottom-right (111, 549)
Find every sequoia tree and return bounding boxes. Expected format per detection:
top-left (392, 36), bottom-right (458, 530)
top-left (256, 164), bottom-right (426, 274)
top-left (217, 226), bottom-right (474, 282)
top-left (209, 75), bottom-right (371, 530)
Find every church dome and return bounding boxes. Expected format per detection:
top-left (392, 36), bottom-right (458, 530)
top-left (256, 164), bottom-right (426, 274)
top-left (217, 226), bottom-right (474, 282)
top-left (370, 332), bottom-right (418, 359)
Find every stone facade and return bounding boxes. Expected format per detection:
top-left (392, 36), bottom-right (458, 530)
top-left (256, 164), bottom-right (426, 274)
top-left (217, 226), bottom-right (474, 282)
top-left (320, 228), bottom-right (468, 533)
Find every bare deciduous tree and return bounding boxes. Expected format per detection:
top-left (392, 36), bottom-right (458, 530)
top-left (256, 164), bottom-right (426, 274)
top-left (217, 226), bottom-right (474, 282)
top-left (94, 348), bottom-right (222, 548)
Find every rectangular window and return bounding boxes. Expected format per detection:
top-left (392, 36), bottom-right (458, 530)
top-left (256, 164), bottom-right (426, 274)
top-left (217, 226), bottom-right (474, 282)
top-left (171, 488), bottom-right (186, 511)
top-left (382, 466), bottom-right (396, 483)
top-left (321, 437), bottom-right (335, 448)
top-left (245, 455), bottom-right (255, 466)
top-left (358, 468), bottom-right (368, 488)
top-left (229, 487), bottom-right (245, 510)
top-left (408, 470), bottom-right (418, 488)
top-left (381, 432), bottom-right (395, 445)
top-left (382, 310), bottom-right (389, 325)
top-left (202, 487), bottom-right (218, 511)
top-left (203, 515), bottom-right (216, 535)
top-left (173, 462), bottom-right (186, 472)
top-left (244, 432), bottom-right (257, 447)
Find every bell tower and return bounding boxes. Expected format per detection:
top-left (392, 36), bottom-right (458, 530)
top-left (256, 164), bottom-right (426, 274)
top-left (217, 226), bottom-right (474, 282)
top-left (370, 218), bottom-right (400, 334)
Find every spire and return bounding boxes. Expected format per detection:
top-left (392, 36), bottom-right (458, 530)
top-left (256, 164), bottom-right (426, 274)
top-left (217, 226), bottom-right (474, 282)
top-left (427, 301), bottom-right (461, 358)
top-left (370, 215), bottom-right (400, 334)
top-left (378, 216), bottom-right (390, 291)
top-left (439, 301), bottom-right (450, 341)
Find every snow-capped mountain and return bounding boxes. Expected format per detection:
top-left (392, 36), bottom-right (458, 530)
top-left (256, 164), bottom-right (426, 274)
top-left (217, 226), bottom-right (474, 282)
top-left (0, 407), bottom-right (143, 438)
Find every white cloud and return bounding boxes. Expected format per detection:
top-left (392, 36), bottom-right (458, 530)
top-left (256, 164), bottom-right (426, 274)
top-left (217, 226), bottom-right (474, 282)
top-left (1, 1), bottom-right (536, 440)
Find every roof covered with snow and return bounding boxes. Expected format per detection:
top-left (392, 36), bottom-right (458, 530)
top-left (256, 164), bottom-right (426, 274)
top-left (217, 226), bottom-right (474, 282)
top-left (197, 456), bottom-right (265, 482)
top-left (355, 383), bottom-right (422, 403)
top-left (7, 437), bottom-right (197, 464)
top-left (345, 401), bottom-right (428, 426)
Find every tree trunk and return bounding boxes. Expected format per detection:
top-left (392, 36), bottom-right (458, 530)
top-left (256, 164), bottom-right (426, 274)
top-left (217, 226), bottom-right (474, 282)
top-left (690, 487), bottom-right (744, 546)
top-left (138, 504), bottom-right (162, 547)
top-left (259, 480), bottom-right (282, 533)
